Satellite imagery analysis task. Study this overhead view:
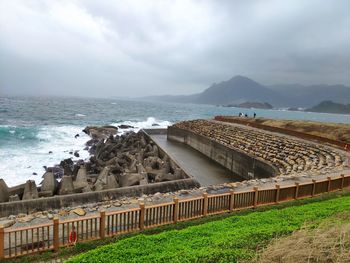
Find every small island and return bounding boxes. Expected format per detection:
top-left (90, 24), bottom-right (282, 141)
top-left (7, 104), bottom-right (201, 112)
top-left (306, 100), bottom-right (350, 115)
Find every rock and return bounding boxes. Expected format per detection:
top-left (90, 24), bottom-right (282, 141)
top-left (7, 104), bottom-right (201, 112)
top-left (47, 213), bottom-right (54, 220)
top-left (179, 190), bottom-right (190, 195)
top-left (49, 151), bottom-right (53, 154)
top-left (71, 208), bottom-right (86, 216)
top-left (74, 151), bottom-right (80, 158)
top-left (58, 210), bottom-right (69, 217)
top-left (40, 172), bottom-right (57, 196)
top-left (118, 124), bottom-right (134, 129)
top-left (22, 180), bottom-right (39, 200)
top-left (0, 179), bottom-right (10, 203)
top-left (113, 202), bottom-right (122, 207)
top-left (18, 215), bottom-right (35, 223)
top-left (83, 126), bottom-right (118, 140)
top-left (8, 215), bottom-right (16, 220)
top-left (32, 172), bottom-right (37, 175)
top-left (0, 219), bottom-right (15, 228)
top-left (59, 176), bottom-right (75, 195)
top-left (17, 213), bottom-right (26, 218)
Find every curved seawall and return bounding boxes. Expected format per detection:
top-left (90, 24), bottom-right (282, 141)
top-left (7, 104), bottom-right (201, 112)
top-left (167, 126), bottom-right (278, 180)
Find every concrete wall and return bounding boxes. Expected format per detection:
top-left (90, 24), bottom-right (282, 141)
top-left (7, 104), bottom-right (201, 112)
top-left (0, 179), bottom-right (198, 217)
top-left (142, 129), bottom-right (190, 179)
top-left (167, 126), bottom-right (278, 180)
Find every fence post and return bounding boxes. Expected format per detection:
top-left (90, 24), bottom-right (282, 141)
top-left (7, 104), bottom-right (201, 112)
top-left (173, 198), bottom-right (179, 223)
top-left (100, 210), bottom-right (106, 239)
top-left (139, 203), bottom-right (145, 230)
top-left (0, 227), bottom-right (4, 259)
top-left (327, 177), bottom-right (331, 192)
top-left (203, 193), bottom-right (208, 217)
top-left (253, 187), bottom-right (258, 208)
top-left (294, 183), bottom-right (299, 199)
top-left (53, 217), bottom-right (59, 252)
top-left (275, 185), bottom-right (280, 204)
top-left (311, 179), bottom-right (316, 196)
top-left (229, 190), bottom-right (234, 211)
top-left (341, 174), bottom-right (345, 189)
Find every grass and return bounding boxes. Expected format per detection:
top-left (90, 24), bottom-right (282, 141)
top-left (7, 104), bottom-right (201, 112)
top-left (5, 190), bottom-right (350, 263)
top-left (66, 190), bottom-right (350, 263)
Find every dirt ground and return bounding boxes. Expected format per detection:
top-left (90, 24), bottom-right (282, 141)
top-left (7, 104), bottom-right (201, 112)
top-left (223, 117), bottom-right (350, 144)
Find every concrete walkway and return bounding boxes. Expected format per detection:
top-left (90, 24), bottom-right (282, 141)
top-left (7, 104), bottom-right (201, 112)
top-left (150, 134), bottom-right (244, 186)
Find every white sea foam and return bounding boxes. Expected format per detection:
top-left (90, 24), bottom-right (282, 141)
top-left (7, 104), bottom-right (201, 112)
top-left (0, 125), bottom-right (90, 186)
top-left (111, 117), bottom-right (172, 134)
top-left (75, 113), bottom-right (86, 117)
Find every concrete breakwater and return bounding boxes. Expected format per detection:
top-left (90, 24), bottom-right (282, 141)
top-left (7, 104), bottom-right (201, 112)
top-left (168, 126), bottom-right (278, 180)
top-left (0, 128), bottom-right (199, 217)
top-left (169, 120), bottom-right (349, 178)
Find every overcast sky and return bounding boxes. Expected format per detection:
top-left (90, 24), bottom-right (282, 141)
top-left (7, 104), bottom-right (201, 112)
top-left (1, 0), bottom-right (350, 97)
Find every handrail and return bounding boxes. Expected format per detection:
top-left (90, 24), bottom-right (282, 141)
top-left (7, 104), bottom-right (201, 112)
top-left (0, 173), bottom-right (349, 259)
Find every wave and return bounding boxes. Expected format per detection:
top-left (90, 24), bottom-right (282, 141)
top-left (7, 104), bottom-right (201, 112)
top-left (0, 125), bottom-right (90, 187)
top-left (75, 113), bottom-right (86, 117)
top-left (111, 117), bottom-right (172, 133)
top-left (0, 117), bottom-right (171, 187)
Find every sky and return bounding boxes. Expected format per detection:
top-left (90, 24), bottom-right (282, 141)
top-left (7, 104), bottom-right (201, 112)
top-left (0, 0), bottom-right (350, 98)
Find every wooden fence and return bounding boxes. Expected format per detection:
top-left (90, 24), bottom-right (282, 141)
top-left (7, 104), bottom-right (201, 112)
top-left (1, 174), bottom-right (349, 259)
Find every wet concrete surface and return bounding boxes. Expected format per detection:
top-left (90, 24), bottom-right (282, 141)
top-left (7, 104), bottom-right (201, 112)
top-left (150, 134), bottom-right (244, 186)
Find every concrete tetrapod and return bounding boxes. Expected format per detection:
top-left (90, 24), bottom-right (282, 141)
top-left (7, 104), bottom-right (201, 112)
top-left (74, 166), bottom-right (89, 191)
top-left (59, 176), bottom-right (75, 195)
top-left (40, 172), bottom-right (57, 196)
top-left (22, 180), bottom-right (39, 200)
top-left (0, 179), bottom-right (9, 203)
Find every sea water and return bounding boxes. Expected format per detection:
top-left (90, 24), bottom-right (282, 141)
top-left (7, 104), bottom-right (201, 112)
top-left (1, 96), bottom-right (350, 187)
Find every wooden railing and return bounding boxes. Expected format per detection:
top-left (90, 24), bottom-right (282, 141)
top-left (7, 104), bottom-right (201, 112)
top-left (0, 174), bottom-right (349, 259)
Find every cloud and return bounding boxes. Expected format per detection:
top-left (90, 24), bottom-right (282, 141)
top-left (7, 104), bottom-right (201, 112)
top-left (0, 0), bottom-right (350, 97)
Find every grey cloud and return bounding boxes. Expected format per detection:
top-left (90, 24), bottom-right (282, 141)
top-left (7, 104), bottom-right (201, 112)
top-left (0, 0), bottom-right (350, 97)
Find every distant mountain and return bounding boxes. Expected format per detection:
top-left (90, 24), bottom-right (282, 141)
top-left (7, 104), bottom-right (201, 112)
top-left (141, 75), bottom-right (350, 108)
top-left (306, 101), bottom-right (350, 114)
top-left (193, 75), bottom-right (280, 105)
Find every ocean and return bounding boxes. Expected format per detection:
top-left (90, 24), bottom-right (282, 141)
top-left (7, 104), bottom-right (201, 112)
top-left (1, 96), bottom-right (350, 187)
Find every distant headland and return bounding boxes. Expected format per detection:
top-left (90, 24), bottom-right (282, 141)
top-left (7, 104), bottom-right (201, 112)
top-left (141, 75), bottom-right (350, 112)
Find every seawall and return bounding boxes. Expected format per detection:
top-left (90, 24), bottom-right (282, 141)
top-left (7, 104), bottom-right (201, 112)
top-left (167, 126), bottom-right (278, 180)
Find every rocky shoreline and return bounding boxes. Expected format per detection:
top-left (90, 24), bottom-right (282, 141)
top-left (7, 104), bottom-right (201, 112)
top-left (0, 125), bottom-right (186, 204)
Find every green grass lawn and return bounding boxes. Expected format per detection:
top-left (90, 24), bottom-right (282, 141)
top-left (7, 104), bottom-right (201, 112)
top-left (67, 192), bottom-right (350, 263)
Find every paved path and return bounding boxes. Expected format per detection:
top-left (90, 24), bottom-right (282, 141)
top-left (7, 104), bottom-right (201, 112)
top-left (150, 134), bottom-right (244, 186)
